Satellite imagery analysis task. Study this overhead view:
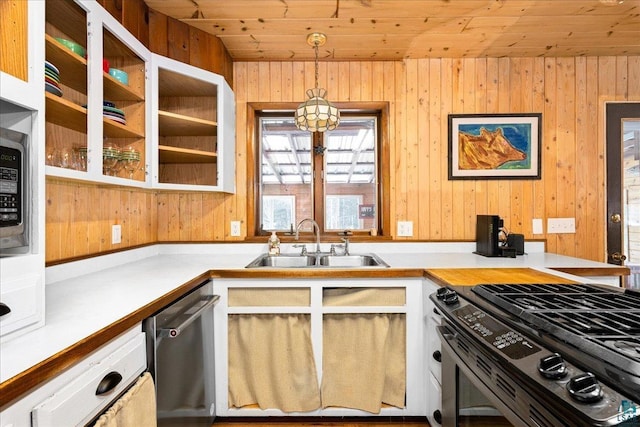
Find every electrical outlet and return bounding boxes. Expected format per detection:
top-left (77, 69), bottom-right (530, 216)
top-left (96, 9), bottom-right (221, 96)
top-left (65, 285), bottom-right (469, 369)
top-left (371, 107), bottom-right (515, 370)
top-left (230, 221), bottom-right (241, 237)
top-left (397, 221), bottom-right (413, 237)
top-left (111, 224), bottom-right (122, 244)
top-left (547, 217), bottom-right (576, 234)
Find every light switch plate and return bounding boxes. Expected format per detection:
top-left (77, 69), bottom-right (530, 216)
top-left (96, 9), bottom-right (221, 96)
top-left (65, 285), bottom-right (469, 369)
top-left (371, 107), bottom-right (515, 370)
top-left (397, 221), bottom-right (413, 237)
top-left (111, 224), bottom-right (122, 244)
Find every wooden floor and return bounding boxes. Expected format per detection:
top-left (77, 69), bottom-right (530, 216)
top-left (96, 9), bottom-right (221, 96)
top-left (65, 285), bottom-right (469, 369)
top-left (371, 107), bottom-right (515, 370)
top-left (213, 417), bottom-right (430, 426)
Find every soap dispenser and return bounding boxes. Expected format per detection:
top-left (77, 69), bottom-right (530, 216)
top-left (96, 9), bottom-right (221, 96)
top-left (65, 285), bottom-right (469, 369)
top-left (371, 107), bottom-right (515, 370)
top-left (268, 231), bottom-right (280, 256)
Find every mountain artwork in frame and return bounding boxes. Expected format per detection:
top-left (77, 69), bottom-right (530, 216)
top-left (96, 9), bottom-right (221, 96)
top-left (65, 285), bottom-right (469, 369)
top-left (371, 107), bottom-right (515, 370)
top-left (448, 113), bottom-right (542, 180)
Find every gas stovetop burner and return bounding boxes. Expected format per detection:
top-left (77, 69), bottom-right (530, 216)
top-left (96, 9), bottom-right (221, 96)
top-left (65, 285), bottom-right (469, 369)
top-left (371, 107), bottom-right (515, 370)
top-left (612, 340), bottom-right (640, 356)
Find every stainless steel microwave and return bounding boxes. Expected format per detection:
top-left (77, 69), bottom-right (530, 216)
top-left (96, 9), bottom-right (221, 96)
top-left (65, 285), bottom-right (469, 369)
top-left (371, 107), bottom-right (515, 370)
top-left (0, 126), bottom-right (28, 254)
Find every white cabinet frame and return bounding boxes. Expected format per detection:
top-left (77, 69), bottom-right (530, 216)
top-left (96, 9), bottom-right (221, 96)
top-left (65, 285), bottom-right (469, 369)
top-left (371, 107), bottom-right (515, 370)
top-left (212, 278), bottom-right (426, 417)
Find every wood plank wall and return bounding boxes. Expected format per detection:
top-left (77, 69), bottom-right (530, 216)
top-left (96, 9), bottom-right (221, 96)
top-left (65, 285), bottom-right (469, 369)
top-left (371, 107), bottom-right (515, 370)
top-left (229, 57), bottom-right (640, 262)
top-left (45, 179), bottom-right (157, 261)
top-left (42, 2), bottom-right (640, 264)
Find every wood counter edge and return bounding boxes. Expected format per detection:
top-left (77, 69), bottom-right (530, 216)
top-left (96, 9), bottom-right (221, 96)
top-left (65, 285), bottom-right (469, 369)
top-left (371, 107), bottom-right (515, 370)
top-left (550, 266), bottom-right (630, 277)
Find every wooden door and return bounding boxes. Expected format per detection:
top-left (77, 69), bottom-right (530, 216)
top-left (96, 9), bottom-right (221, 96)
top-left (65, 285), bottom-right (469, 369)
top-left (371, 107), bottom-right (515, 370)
top-left (606, 102), bottom-right (640, 288)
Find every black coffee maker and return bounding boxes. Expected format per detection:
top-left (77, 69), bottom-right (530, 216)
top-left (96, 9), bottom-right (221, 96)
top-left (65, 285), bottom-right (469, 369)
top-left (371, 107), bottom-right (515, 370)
top-left (474, 215), bottom-right (525, 257)
top-left (474, 215), bottom-right (503, 257)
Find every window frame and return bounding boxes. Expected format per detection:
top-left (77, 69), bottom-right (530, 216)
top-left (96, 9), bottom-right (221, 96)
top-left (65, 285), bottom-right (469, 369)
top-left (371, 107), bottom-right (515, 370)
top-left (246, 102), bottom-right (391, 240)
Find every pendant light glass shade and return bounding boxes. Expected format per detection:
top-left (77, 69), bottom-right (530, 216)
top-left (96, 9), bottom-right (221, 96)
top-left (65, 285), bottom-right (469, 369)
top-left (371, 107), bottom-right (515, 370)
top-left (294, 32), bottom-right (340, 132)
top-left (295, 88), bottom-right (340, 132)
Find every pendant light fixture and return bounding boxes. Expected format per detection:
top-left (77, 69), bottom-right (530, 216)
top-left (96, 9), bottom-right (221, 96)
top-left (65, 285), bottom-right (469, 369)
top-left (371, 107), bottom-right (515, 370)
top-left (294, 32), bottom-right (340, 132)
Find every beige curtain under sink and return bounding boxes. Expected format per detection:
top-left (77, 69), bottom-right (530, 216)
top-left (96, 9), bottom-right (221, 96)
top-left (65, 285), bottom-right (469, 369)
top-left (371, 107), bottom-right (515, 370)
top-left (228, 313), bottom-right (321, 412)
top-left (321, 313), bottom-right (406, 413)
top-left (228, 288), bottom-right (406, 414)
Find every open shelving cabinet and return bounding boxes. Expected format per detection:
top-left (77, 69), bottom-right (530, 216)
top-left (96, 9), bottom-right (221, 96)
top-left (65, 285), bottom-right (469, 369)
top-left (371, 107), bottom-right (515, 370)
top-left (151, 54), bottom-right (235, 193)
top-left (44, 0), bottom-right (149, 187)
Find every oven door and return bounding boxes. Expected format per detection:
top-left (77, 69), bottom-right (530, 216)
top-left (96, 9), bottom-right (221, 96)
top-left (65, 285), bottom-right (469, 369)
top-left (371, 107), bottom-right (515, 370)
top-left (438, 322), bottom-right (521, 427)
top-left (438, 320), bottom-right (581, 427)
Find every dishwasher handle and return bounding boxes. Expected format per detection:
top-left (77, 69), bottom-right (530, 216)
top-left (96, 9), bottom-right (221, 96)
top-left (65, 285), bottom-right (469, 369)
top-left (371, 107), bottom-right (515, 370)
top-left (159, 294), bottom-right (219, 338)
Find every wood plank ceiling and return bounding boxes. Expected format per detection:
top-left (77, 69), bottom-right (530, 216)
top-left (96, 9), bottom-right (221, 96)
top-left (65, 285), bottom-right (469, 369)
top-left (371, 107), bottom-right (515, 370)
top-left (144, 0), bottom-right (640, 61)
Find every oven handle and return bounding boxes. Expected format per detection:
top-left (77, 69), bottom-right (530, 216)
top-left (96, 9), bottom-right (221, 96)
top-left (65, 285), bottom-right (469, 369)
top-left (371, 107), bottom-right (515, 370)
top-left (159, 294), bottom-right (219, 338)
top-left (437, 324), bottom-right (457, 341)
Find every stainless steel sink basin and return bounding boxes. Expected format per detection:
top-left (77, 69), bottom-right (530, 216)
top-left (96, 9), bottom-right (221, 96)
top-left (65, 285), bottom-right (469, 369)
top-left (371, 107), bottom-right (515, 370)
top-left (318, 254), bottom-right (389, 267)
top-left (245, 253), bottom-right (389, 268)
top-left (245, 254), bottom-right (317, 268)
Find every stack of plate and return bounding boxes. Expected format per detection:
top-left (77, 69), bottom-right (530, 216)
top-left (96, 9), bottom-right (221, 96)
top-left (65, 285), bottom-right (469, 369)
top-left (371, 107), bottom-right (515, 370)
top-left (103, 104), bottom-right (126, 125)
top-left (45, 60), bottom-right (62, 97)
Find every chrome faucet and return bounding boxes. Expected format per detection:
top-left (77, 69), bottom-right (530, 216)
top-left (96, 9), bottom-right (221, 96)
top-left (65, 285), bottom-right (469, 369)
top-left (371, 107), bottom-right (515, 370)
top-left (331, 237), bottom-right (350, 256)
top-left (341, 237), bottom-right (350, 255)
top-left (295, 218), bottom-right (321, 254)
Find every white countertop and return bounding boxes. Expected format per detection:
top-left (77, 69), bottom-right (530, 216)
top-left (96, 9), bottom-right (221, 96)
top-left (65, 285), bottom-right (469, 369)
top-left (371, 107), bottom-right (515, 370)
top-left (0, 241), bottom-right (620, 388)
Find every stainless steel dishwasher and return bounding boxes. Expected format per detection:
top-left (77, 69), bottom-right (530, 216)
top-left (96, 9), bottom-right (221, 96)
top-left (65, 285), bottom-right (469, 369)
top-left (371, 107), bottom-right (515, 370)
top-left (144, 280), bottom-right (219, 426)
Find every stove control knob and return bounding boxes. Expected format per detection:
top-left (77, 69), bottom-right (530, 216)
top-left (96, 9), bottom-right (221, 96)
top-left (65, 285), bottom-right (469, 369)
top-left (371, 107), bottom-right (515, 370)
top-left (566, 372), bottom-right (604, 403)
top-left (443, 291), bottom-right (459, 305)
top-left (436, 287), bottom-right (450, 299)
top-left (537, 353), bottom-right (568, 379)
top-left (436, 288), bottom-right (459, 305)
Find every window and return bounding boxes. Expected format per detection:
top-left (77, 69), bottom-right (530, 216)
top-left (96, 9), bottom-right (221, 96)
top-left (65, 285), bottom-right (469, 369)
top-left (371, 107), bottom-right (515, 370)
top-left (252, 105), bottom-right (388, 237)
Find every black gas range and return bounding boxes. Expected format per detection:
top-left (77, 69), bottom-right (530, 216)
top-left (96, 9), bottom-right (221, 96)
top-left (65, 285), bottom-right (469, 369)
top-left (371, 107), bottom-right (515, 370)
top-left (431, 283), bottom-right (640, 427)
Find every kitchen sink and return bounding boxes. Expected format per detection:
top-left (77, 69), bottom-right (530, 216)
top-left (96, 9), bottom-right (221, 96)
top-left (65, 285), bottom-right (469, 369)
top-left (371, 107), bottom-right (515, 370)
top-left (246, 254), bottom-right (317, 268)
top-left (318, 254), bottom-right (388, 267)
top-left (245, 253), bottom-right (389, 268)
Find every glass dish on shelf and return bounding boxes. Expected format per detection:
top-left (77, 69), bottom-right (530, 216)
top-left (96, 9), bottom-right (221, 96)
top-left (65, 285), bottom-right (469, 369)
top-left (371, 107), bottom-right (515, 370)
top-left (120, 146), bottom-right (141, 179)
top-left (103, 140), bottom-right (120, 176)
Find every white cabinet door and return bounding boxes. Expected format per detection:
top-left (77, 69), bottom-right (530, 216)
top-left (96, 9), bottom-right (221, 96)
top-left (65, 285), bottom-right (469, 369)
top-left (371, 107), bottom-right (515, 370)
top-left (0, 273), bottom-right (44, 342)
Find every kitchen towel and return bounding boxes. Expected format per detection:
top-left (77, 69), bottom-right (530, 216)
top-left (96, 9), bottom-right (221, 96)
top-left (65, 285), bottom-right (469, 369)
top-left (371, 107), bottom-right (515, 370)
top-left (93, 372), bottom-right (157, 427)
top-left (321, 313), bottom-right (406, 413)
top-left (228, 313), bottom-right (321, 412)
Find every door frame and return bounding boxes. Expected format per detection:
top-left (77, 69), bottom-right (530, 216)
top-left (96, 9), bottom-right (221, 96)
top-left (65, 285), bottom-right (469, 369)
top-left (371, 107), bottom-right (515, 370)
top-left (605, 101), bottom-right (640, 266)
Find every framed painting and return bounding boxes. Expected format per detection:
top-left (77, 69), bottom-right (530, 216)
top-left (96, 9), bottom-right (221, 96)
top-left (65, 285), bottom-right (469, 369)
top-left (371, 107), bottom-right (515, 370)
top-left (448, 113), bottom-right (542, 180)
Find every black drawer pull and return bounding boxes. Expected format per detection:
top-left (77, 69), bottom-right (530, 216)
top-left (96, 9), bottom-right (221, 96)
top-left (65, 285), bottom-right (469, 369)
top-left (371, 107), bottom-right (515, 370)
top-left (433, 409), bottom-right (442, 424)
top-left (432, 350), bottom-right (442, 362)
top-left (0, 302), bottom-right (11, 317)
top-left (96, 371), bottom-right (123, 396)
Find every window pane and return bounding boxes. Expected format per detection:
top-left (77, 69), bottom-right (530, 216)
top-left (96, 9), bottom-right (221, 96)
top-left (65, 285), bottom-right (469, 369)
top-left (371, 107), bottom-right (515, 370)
top-left (324, 117), bottom-right (378, 231)
top-left (259, 117), bottom-right (312, 231)
top-left (262, 195), bottom-right (295, 230)
top-left (326, 195), bottom-right (363, 230)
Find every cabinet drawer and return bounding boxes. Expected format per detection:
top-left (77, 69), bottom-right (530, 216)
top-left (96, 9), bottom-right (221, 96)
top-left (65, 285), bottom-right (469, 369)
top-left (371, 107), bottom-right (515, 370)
top-left (31, 332), bottom-right (146, 427)
top-left (0, 273), bottom-right (44, 341)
